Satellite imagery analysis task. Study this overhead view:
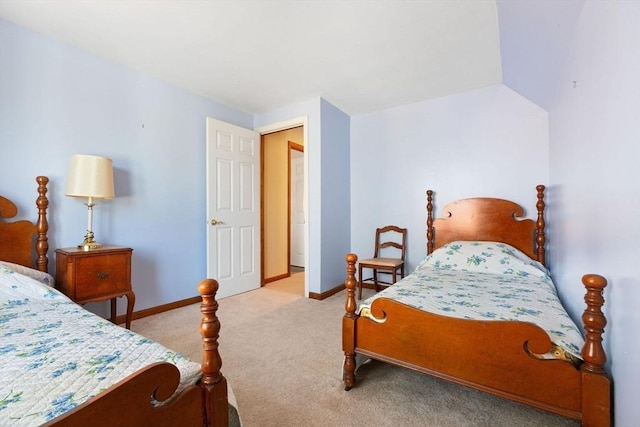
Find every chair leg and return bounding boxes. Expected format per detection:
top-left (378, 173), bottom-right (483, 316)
top-left (392, 269), bottom-right (397, 285)
top-left (373, 269), bottom-right (378, 292)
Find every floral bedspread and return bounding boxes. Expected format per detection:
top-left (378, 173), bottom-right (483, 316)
top-left (0, 263), bottom-right (202, 426)
top-left (358, 241), bottom-right (584, 363)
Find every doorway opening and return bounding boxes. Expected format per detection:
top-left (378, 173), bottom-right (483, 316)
top-left (260, 122), bottom-right (307, 297)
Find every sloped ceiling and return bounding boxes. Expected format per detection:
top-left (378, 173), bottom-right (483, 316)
top-left (497, 0), bottom-right (584, 111)
top-left (0, 0), bottom-right (503, 116)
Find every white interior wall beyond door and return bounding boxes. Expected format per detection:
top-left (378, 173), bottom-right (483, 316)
top-left (290, 148), bottom-right (305, 267)
top-left (206, 118), bottom-right (261, 299)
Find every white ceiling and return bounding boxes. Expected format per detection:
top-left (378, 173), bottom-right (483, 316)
top-left (0, 0), bottom-right (503, 116)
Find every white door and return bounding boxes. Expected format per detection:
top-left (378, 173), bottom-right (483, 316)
top-left (206, 118), bottom-right (260, 299)
top-left (290, 151), bottom-right (305, 267)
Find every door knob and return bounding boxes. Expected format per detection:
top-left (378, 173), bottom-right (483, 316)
top-left (210, 219), bottom-right (224, 226)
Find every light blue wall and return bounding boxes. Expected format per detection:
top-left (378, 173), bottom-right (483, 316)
top-left (548, 3), bottom-right (638, 426)
top-left (350, 84), bottom-right (549, 272)
top-left (319, 99), bottom-right (350, 289)
top-left (500, 2), bottom-right (640, 425)
top-left (0, 19), bottom-right (253, 315)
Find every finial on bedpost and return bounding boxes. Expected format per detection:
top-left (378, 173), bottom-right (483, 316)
top-left (198, 278), bottom-right (228, 427)
top-left (535, 185), bottom-right (545, 265)
top-left (426, 190), bottom-right (434, 255)
top-left (581, 274), bottom-right (608, 374)
top-left (35, 176), bottom-right (49, 272)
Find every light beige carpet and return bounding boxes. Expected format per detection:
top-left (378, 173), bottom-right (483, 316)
top-left (132, 273), bottom-right (579, 427)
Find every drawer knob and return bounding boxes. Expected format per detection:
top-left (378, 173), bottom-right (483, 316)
top-left (97, 272), bottom-right (109, 280)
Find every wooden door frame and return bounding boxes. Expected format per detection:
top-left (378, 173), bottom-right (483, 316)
top-left (257, 117), bottom-right (308, 296)
top-left (255, 116), bottom-right (310, 298)
top-left (260, 134), bottom-right (265, 286)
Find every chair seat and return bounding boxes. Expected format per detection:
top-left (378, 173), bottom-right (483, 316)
top-left (359, 258), bottom-right (404, 268)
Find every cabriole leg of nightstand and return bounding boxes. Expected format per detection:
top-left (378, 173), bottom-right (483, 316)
top-left (110, 293), bottom-right (136, 330)
top-left (125, 291), bottom-right (135, 330)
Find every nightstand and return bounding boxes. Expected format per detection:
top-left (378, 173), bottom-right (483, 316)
top-left (56, 246), bottom-right (135, 329)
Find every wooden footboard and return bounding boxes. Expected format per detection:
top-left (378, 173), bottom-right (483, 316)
top-left (343, 254), bottom-right (611, 426)
top-left (44, 278), bottom-right (229, 427)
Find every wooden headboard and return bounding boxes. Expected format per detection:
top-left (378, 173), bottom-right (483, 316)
top-left (0, 176), bottom-right (50, 271)
top-left (426, 185), bottom-right (546, 265)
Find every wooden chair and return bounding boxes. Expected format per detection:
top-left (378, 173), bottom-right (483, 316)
top-left (358, 225), bottom-right (407, 300)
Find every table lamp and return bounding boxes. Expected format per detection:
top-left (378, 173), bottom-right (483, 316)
top-left (66, 154), bottom-right (115, 250)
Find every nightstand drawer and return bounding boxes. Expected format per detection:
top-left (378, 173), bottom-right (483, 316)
top-left (74, 253), bottom-right (130, 299)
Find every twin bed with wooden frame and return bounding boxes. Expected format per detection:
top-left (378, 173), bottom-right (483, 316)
top-left (343, 185), bottom-right (611, 426)
top-left (0, 176), bottom-right (232, 426)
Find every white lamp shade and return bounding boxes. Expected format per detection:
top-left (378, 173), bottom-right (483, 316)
top-left (66, 154), bottom-right (115, 199)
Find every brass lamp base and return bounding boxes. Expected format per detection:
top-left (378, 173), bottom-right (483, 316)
top-left (78, 241), bottom-right (103, 251)
top-left (78, 231), bottom-right (102, 251)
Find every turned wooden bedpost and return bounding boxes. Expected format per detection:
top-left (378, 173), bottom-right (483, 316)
top-left (535, 185), bottom-right (546, 266)
top-left (198, 278), bottom-right (228, 427)
top-left (580, 274), bottom-right (611, 427)
top-left (343, 253), bottom-right (358, 390)
top-left (35, 176), bottom-right (49, 272)
top-left (426, 190), bottom-right (434, 255)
